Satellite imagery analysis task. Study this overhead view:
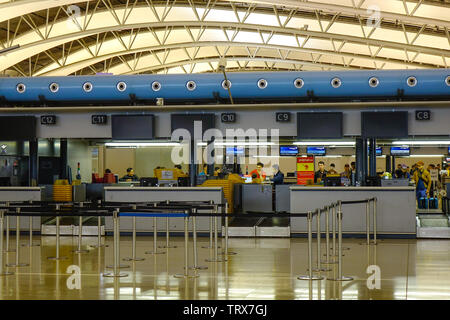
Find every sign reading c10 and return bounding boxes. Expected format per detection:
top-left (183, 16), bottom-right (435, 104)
top-left (415, 110), bottom-right (431, 121)
top-left (221, 113), bottom-right (236, 123)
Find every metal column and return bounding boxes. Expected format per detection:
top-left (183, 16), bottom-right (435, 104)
top-left (29, 139), bottom-right (38, 187)
top-left (368, 138), bottom-right (377, 177)
top-left (60, 139), bottom-right (68, 180)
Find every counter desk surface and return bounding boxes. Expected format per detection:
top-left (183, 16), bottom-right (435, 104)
top-left (289, 186), bottom-right (416, 236)
top-left (103, 186), bottom-right (225, 233)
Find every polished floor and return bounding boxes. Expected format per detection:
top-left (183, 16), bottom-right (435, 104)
top-left (0, 234), bottom-right (449, 300)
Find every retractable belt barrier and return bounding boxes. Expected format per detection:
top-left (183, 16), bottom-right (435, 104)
top-left (0, 197), bottom-right (377, 282)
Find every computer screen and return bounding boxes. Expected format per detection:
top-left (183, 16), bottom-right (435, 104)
top-left (111, 115), bottom-right (155, 140)
top-left (390, 146), bottom-right (410, 156)
top-left (297, 112), bottom-right (343, 139)
top-left (280, 146), bottom-right (299, 156)
top-left (226, 146), bottom-right (244, 155)
top-left (376, 147), bottom-right (382, 156)
top-left (307, 146), bottom-right (326, 155)
top-left (171, 113), bottom-right (216, 138)
top-left (368, 146), bottom-right (382, 156)
top-left (361, 112), bottom-right (408, 138)
top-left (0, 116), bottom-right (36, 140)
top-left (448, 146), bottom-right (450, 155)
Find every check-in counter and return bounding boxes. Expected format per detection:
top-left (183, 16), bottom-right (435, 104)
top-left (104, 186), bottom-right (224, 233)
top-left (0, 187), bottom-right (42, 230)
top-left (241, 184), bottom-right (273, 213)
top-left (290, 186), bottom-right (416, 236)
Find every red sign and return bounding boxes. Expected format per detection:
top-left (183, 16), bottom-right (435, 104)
top-left (297, 156), bottom-right (315, 185)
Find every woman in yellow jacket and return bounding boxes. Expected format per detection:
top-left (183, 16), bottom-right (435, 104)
top-left (413, 161), bottom-right (431, 201)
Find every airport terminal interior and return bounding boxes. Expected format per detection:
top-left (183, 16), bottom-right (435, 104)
top-left (0, 0), bottom-right (449, 301)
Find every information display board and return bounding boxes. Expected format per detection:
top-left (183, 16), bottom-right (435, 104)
top-left (296, 156), bottom-right (315, 185)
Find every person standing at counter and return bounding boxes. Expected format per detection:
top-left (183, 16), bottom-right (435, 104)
top-left (314, 161), bottom-right (327, 183)
top-left (271, 164), bottom-right (284, 185)
top-left (413, 161), bottom-right (431, 201)
top-left (350, 162), bottom-right (356, 186)
top-left (340, 164), bottom-right (351, 179)
top-left (121, 168), bottom-right (139, 181)
top-left (251, 173), bottom-right (262, 184)
top-left (199, 164), bottom-right (208, 176)
top-left (328, 163), bottom-right (338, 175)
top-left (250, 162), bottom-right (266, 181)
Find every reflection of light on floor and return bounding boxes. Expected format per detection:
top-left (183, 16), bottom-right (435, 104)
top-left (105, 288), bottom-right (141, 295)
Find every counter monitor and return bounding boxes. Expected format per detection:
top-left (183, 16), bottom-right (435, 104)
top-left (297, 112), bottom-right (343, 139)
top-left (361, 111), bottom-right (408, 138)
top-left (0, 116), bottom-right (36, 140)
top-left (307, 146), bottom-right (326, 156)
top-left (111, 115), bottom-right (155, 140)
top-left (390, 146), bottom-right (410, 156)
top-left (280, 146), bottom-right (298, 156)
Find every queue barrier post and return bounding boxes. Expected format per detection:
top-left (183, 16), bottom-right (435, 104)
top-left (103, 209), bottom-right (127, 278)
top-left (106, 208), bottom-right (130, 269)
top-left (48, 204), bottom-right (68, 261)
top-left (73, 202), bottom-right (89, 254)
top-left (189, 208), bottom-right (207, 270)
top-left (221, 202), bottom-right (236, 257)
top-left (312, 209), bottom-right (330, 272)
top-left (322, 206), bottom-right (336, 264)
top-left (123, 205), bottom-right (145, 262)
top-left (0, 210), bottom-right (14, 276)
top-left (174, 211), bottom-right (199, 279)
top-left (22, 201), bottom-right (39, 248)
top-left (90, 200), bottom-right (108, 249)
top-left (4, 202), bottom-right (14, 253)
top-left (205, 205), bottom-right (223, 263)
top-left (202, 201), bottom-right (220, 249)
top-left (298, 211), bottom-right (324, 281)
top-left (159, 200), bottom-right (176, 249)
top-left (328, 201), bottom-right (353, 282)
top-left (372, 198), bottom-right (378, 245)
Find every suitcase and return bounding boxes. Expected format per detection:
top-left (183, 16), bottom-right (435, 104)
top-left (418, 197), bottom-right (428, 209)
top-left (428, 197), bottom-right (438, 209)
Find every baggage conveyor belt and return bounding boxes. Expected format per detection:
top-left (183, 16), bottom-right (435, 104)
top-left (226, 213), bottom-right (291, 237)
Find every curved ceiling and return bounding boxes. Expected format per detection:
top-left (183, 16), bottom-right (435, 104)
top-left (0, 0), bottom-right (449, 77)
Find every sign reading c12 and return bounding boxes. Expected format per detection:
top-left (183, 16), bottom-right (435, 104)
top-left (221, 113), bottom-right (236, 123)
top-left (415, 110), bottom-right (431, 121)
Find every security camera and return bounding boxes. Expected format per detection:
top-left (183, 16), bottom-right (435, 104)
top-left (218, 58), bottom-right (227, 71)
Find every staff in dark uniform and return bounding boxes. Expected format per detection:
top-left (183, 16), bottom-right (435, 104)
top-left (314, 161), bottom-right (327, 183)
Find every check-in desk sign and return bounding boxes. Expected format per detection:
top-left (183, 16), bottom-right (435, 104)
top-left (221, 113), bottom-right (236, 123)
top-left (41, 115), bottom-right (57, 125)
top-left (415, 110), bottom-right (431, 121)
top-left (276, 112), bottom-right (291, 122)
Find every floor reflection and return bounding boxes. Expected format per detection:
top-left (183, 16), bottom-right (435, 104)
top-left (0, 236), bottom-right (449, 300)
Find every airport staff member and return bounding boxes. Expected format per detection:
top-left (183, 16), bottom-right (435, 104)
top-left (121, 168), bottom-right (139, 181)
top-left (314, 161), bottom-right (327, 183)
top-left (413, 161), bottom-right (431, 201)
top-left (271, 164), bottom-right (284, 185)
top-left (250, 162), bottom-right (266, 181)
top-left (199, 164), bottom-right (208, 176)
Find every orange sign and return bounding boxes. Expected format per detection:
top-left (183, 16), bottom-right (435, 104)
top-left (297, 156), bottom-right (315, 185)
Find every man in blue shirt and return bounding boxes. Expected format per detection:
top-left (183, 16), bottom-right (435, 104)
top-left (271, 164), bottom-right (284, 185)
